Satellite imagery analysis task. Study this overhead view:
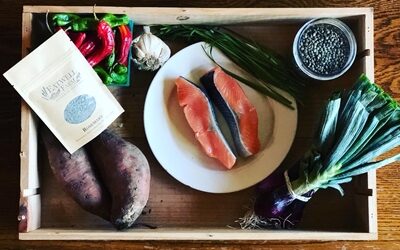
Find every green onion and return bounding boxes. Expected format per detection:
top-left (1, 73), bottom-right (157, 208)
top-left (152, 25), bottom-right (305, 109)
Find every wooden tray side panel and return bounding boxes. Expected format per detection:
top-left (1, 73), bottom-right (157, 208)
top-left (20, 12), bottom-right (38, 194)
top-left (19, 228), bottom-right (377, 241)
top-left (364, 8), bottom-right (378, 234)
top-left (347, 8), bottom-right (377, 235)
top-left (19, 12), bottom-right (41, 234)
top-left (23, 6), bottom-right (373, 24)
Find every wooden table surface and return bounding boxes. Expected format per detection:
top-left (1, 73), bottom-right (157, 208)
top-left (0, 0), bottom-right (399, 249)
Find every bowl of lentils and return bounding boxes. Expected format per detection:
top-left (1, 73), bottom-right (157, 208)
top-left (293, 18), bottom-right (357, 81)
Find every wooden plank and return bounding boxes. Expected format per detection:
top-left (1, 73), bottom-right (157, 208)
top-left (5, 240), bottom-right (400, 250)
top-left (22, 6), bottom-right (372, 24)
top-left (20, 102), bottom-right (39, 194)
top-left (349, 7), bottom-right (377, 235)
top-left (19, 11), bottom-right (41, 234)
top-left (363, 8), bottom-right (378, 234)
top-left (19, 228), bottom-right (377, 241)
top-left (20, 12), bottom-right (39, 194)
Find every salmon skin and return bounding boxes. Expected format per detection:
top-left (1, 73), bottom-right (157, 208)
top-left (176, 76), bottom-right (237, 169)
top-left (200, 67), bottom-right (260, 157)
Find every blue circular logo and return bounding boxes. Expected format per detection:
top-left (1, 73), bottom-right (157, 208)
top-left (64, 94), bottom-right (96, 124)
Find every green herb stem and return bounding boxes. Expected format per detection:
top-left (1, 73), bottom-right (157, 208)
top-left (153, 25), bottom-right (305, 109)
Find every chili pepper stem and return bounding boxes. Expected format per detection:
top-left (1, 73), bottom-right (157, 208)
top-left (45, 10), bottom-right (54, 34)
top-left (93, 4), bottom-right (99, 20)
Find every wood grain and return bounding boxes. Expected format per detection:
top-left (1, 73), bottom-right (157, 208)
top-left (0, 0), bottom-right (399, 249)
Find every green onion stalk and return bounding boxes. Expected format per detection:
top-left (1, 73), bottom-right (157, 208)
top-left (152, 25), bottom-right (305, 110)
top-left (239, 74), bottom-right (400, 229)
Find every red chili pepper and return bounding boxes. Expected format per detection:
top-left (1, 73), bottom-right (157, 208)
top-left (116, 25), bottom-right (132, 66)
top-left (78, 34), bottom-right (98, 57)
top-left (86, 20), bottom-right (115, 67)
top-left (79, 39), bottom-right (97, 57)
top-left (55, 27), bottom-right (86, 49)
top-left (68, 32), bottom-right (86, 48)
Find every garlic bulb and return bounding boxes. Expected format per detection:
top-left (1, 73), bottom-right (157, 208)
top-left (133, 26), bottom-right (171, 71)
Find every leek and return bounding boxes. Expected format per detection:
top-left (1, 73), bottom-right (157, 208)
top-left (240, 74), bottom-right (400, 229)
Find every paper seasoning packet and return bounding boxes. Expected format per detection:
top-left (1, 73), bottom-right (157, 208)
top-left (4, 30), bottom-right (124, 153)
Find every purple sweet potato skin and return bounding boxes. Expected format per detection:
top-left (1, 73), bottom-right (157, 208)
top-left (87, 129), bottom-right (150, 229)
top-left (41, 127), bottom-right (111, 220)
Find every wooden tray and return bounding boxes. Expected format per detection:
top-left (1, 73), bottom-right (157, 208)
top-left (18, 6), bottom-right (376, 240)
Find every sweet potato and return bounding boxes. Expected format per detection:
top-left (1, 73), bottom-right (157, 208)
top-left (87, 129), bottom-right (150, 229)
top-left (41, 126), bottom-right (111, 220)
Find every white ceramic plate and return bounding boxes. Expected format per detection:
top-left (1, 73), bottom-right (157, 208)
top-left (144, 42), bottom-right (297, 193)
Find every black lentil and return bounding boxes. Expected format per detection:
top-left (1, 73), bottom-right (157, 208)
top-left (298, 23), bottom-right (350, 76)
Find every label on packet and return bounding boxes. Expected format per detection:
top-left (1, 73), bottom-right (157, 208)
top-left (4, 30), bottom-right (124, 153)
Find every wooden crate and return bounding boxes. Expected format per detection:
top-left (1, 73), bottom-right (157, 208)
top-left (18, 6), bottom-right (376, 240)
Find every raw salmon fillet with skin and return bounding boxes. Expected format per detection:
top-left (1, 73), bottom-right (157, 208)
top-left (176, 76), bottom-right (236, 169)
top-left (200, 67), bottom-right (260, 157)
